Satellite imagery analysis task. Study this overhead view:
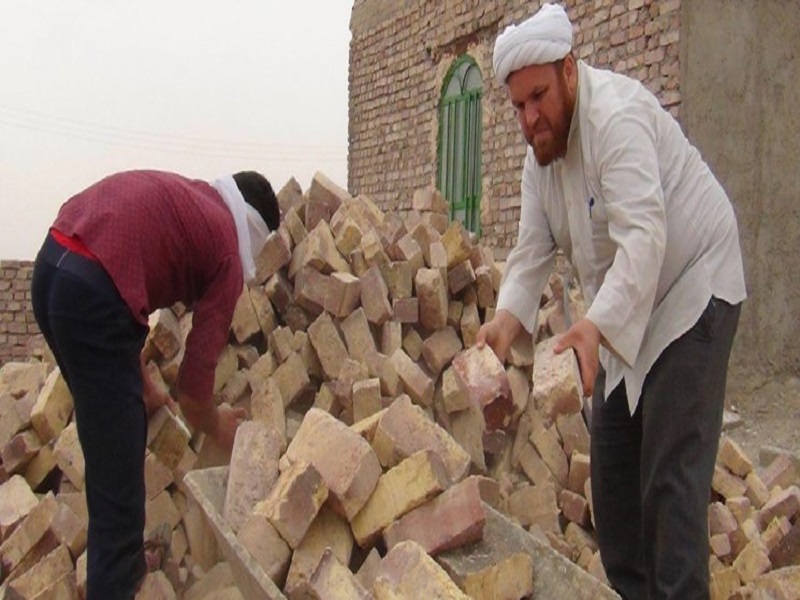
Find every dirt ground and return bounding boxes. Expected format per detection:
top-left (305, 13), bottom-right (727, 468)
top-left (724, 374), bottom-right (800, 466)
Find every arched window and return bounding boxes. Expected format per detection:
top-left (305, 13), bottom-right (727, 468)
top-left (437, 56), bottom-right (483, 235)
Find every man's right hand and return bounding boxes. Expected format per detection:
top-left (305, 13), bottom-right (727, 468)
top-left (476, 309), bottom-right (523, 363)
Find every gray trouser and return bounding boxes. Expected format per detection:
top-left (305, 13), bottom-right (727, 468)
top-left (591, 297), bottom-right (741, 600)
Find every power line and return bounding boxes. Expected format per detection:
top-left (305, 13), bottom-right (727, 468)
top-left (0, 103), bottom-right (347, 163)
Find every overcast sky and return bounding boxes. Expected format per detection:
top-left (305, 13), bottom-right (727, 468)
top-left (0, 1), bottom-right (351, 259)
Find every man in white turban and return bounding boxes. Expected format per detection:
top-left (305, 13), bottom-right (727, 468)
top-left (479, 4), bottom-right (746, 599)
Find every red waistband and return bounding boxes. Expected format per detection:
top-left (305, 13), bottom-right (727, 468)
top-left (50, 228), bottom-right (99, 261)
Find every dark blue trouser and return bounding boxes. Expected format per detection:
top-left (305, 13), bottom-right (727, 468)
top-left (32, 234), bottom-right (149, 600)
top-left (591, 297), bottom-right (741, 600)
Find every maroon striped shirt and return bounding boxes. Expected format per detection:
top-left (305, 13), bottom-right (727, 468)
top-left (53, 170), bottom-right (243, 402)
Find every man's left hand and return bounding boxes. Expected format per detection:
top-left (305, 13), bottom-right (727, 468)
top-left (554, 318), bottom-right (601, 397)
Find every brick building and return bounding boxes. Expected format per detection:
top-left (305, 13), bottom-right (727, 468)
top-left (0, 260), bottom-right (40, 365)
top-left (348, 0), bottom-right (681, 259)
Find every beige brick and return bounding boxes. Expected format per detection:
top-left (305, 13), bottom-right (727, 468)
top-left (283, 408), bottom-right (381, 520)
top-left (474, 266), bottom-right (495, 308)
top-left (361, 229), bottom-right (390, 269)
top-left (293, 266), bottom-right (329, 316)
top-left (144, 451), bottom-right (173, 501)
top-left (560, 488), bottom-right (591, 526)
top-left (223, 421), bottom-right (282, 534)
top-left (709, 566), bottom-right (740, 600)
top-left (440, 221), bottom-right (472, 268)
top-left (375, 540), bottom-right (470, 599)
top-left (402, 328), bottom-right (423, 361)
top-left (334, 217), bottom-right (363, 257)
top-left (733, 539), bottom-right (772, 583)
top-left (447, 259), bottom-right (476, 296)
top-left (532, 337), bottom-right (583, 422)
top-left (712, 464), bottom-right (748, 500)
top-left (529, 417), bottom-right (569, 489)
top-left (284, 205), bottom-right (308, 246)
top-left (364, 352), bottom-right (402, 398)
top-left (355, 547), bottom-right (382, 591)
top-left (718, 435), bottom-right (754, 477)
top-left (147, 406), bottom-right (190, 471)
top-left (508, 481), bottom-right (560, 534)
top-left (304, 221), bottom-right (352, 275)
top-left (353, 378), bottom-right (383, 423)
top-left (447, 300), bottom-right (464, 329)
top-left (506, 365), bottom-right (530, 421)
top-left (745, 470), bottom-right (771, 509)
top-left (276, 176), bottom-right (303, 215)
top-left (325, 272), bottom-right (362, 318)
top-left (0, 475), bottom-right (38, 541)
top-left (769, 522), bottom-right (800, 568)
top-left (30, 369), bottom-right (73, 443)
top-left (761, 453), bottom-right (798, 491)
top-left (758, 486), bottom-right (800, 529)
top-left (250, 377), bottom-right (286, 440)
top-left (556, 411), bottom-right (591, 457)
top-left (254, 460), bottom-right (328, 549)
top-left (416, 268), bottom-right (448, 331)
top-left (384, 476), bottom-right (486, 555)
top-left (728, 496), bottom-right (754, 525)
top-left (441, 367), bottom-right (471, 413)
top-left (285, 505), bottom-right (354, 597)
top-left (381, 260), bottom-right (413, 300)
top-left (340, 308), bottom-right (377, 362)
top-left (271, 352), bottom-right (310, 408)
top-left (412, 187), bottom-right (448, 213)
top-left (264, 271), bottom-right (294, 315)
top-left (237, 511), bottom-right (291, 586)
top-left (360, 266), bottom-right (393, 325)
top-left (709, 532), bottom-right (732, 559)
top-left (408, 222), bottom-right (440, 268)
top-left (231, 285), bottom-right (261, 344)
top-left (0, 492), bottom-right (58, 575)
top-left (352, 449), bottom-right (449, 547)
top-left (421, 327), bottom-right (462, 375)
top-left (372, 395), bottom-right (470, 485)
top-left (380, 321), bottom-right (402, 356)
top-left (0, 361), bottom-right (47, 399)
top-left (334, 358), bottom-right (369, 411)
top-left (52, 501), bottom-right (87, 559)
top-left (6, 543), bottom-right (73, 599)
top-left (213, 345), bottom-right (238, 395)
top-left (460, 302), bottom-right (480, 348)
top-left (254, 228), bottom-right (292, 284)
top-left (450, 405), bottom-right (486, 472)
top-left (181, 562), bottom-right (235, 600)
top-left (518, 441), bottom-right (555, 487)
top-left (568, 451), bottom-right (591, 495)
top-left (2, 428), bottom-right (42, 475)
top-left (508, 330), bottom-right (535, 367)
top-left (250, 284), bottom-right (279, 338)
top-left (144, 491), bottom-right (180, 540)
top-left (270, 326), bottom-right (297, 363)
top-left (452, 345), bottom-right (513, 431)
top-left (564, 521), bottom-right (598, 555)
top-left (709, 502), bottom-right (739, 536)
top-left (390, 348), bottom-right (434, 407)
top-left (147, 309), bottom-right (182, 361)
top-left (0, 392), bottom-right (25, 449)
top-left (395, 235), bottom-right (425, 275)
top-left (300, 547), bottom-right (372, 599)
top-left (392, 297), bottom-right (419, 324)
top-left (761, 516), bottom-right (792, 554)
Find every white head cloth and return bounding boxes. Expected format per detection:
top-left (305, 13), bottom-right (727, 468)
top-left (493, 3), bottom-right (573, 85)
top-left (211, 175), bottom-right (270, 283)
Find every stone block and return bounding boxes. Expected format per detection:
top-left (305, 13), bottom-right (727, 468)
top-left (271, 352), bottom-right (310, 408)
top-left (415, 268), bottom-right (448, 331)
top-left (421, 327), bottom-right (462, 376)
top-left (402, 329), bottom-right (423, 361)
top-left (293, 266), bottom-right (329, 316)
top-left (285, 505), bottom-right (354, 597)
top-left (325, 272), bottom-right (362, 318)
top-left (147, 406), bottom-right (191, 471)
top-left (30, 369), bottom-right (73, 443)
top-left (353, 378), bottom-right (383, 424)
top-left (284, 205), bottom-right (308, 246)
top-left (381, 260), bottom-right (413, 300)
top-left (255, 459), bottom-right (328, 549)
top-left (224, 421), bottom-right (282, 534)
top-left (361, 229), bottom-right (390, 269)
top-left (392, 297), bottom-right (419, 323)
top-left (360, 266), bottom-right (393, 325)
top-left (277, 176), bottom-right (303, 215)
top-left (283, 408), bottom-right (381, 520)
top-left (390, 349), bottom-right (434, 407)
top-left (718, 435), bottom-right (753, 477)
top-left (254, 229), bottom-right (292, 284)
top-left (334, 217), bottom-right (363, 257)
top-left (375, 540), bottom-right (470, 599)
top-left (304, 220), bottom-right (352, 275)
top-left (452, 345), bottom-right (513, 431)
top-left (383, 476), bottom-right (485, 555)
top-left (533, 337), bottom-right (583, 422)
top-left (441, 221), bottom-right (472, 268)
top-left (351, 449), bottom-right (449, 548)
top-left (380, 321), bottom-right (402, 356)
top-left (372, 395), bottom-right (470, 485)
top-left (340, 308), bottom-right (377, 362)
top-left (394, 235), bottom-right (425, 276)
top-left (0, 475), bottom-right (38, 541)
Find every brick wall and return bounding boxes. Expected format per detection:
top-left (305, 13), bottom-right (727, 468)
top-left (0, 260), bottom-right (41, 366)
top-left (349, 0), bottom-right (682, 259)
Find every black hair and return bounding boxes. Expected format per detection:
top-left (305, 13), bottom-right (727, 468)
top-left (232, 171), bottom-right (280, 231)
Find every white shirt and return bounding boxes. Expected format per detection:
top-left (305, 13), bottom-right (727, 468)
top-left (497, 61), bottom-right (747, 414)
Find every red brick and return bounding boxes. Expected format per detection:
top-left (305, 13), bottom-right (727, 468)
top-left (452, 345), bottom-right (513, 431)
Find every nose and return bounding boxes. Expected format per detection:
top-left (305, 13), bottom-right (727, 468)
top-left (522, 101), bottom-right (539, 129)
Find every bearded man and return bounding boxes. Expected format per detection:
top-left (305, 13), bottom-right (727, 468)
top-left (477, 4), bottom-right (746, 599)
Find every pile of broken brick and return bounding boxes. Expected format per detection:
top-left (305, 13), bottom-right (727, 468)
top-left (1, 172), bottom-right (798, 599)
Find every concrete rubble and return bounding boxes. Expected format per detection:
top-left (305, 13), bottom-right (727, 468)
top-left (0, 172), bottom-right (798, 599)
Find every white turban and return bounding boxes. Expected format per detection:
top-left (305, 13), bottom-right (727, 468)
top-left (211, 175), bottom-right (270, 283)
top-left (493, 3), bottom-right (573, 85)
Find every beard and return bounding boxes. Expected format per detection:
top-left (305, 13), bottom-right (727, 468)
top-left (528, 70), bottom-right (575, 166)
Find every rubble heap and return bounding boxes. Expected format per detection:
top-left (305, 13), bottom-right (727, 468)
top-left (1, 172), bottom-right (799, 599)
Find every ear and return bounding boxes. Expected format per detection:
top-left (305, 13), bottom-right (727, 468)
top-left (563, 53), bottom-right (578, 96)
